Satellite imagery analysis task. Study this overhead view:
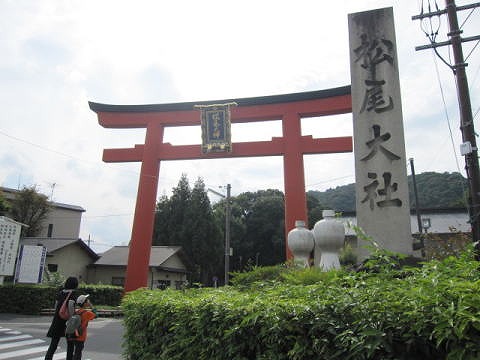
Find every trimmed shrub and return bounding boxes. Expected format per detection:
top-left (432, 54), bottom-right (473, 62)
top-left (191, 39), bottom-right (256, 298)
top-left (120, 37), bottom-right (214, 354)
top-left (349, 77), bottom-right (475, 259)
top-left (122, 247), bottom-right (480, 359)
top-left (0, 284), bottom-right (123, 314)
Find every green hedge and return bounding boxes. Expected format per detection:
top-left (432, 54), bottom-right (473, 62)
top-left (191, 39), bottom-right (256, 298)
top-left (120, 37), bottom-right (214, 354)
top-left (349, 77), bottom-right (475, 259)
top-left (0, 284), bottom-right (123, 314)
top-left (122, 248), bottom-right (480, 360)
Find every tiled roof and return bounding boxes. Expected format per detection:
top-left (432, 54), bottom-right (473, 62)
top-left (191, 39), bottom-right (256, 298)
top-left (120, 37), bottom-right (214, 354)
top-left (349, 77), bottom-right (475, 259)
top-left (93, 246), bottom-right (182, 267)
top-left (89, 86), bottom-right (351, 113)
top-left (21, 237), bottom-right (99, 260)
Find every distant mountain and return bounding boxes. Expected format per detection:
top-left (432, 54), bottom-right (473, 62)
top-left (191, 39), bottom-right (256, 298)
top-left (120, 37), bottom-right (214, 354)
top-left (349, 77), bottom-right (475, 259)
top-left (308, 172), bottom-right (468, 212)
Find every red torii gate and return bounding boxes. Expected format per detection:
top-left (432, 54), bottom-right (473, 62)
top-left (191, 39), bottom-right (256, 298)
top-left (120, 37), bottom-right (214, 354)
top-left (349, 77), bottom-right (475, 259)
top-left (89, 85), bottom-right (352, 292)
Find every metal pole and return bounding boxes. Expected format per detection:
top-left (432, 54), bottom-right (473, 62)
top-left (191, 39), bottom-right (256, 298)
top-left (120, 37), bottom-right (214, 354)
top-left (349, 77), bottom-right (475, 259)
top-left (409, 158), bottom-right (423, 233)
top-left (446, 0), bottom-right (480, 254)
top-left (225, 184), bottom-right (231, 285)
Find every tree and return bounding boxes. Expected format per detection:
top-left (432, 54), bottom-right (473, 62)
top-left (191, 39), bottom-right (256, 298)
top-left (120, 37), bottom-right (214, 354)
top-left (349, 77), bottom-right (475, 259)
top-left (0, 191), bottom-right (10, 216)
top-left (306, 192), bottom-right (326, 228)
top-left (152, 175), bottom-right (223, 285)
top-left (10, 186), bottom-right (50, 237)
top-left (185, 178), bottom-right (223, 284)
top-left (216, 189), bottom-right (285, 271)
top-left (308, 171), bottom-right (469, 211)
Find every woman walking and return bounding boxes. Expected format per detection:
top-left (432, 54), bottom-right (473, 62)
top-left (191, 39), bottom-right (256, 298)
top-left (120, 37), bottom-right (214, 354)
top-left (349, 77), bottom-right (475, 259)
top-left (44, 276), bottom-right (79, 360)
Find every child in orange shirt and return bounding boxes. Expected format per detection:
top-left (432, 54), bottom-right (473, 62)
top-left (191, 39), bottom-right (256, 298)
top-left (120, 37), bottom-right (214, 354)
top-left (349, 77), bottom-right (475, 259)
top-left (66, 294), bottom-right (97, 360)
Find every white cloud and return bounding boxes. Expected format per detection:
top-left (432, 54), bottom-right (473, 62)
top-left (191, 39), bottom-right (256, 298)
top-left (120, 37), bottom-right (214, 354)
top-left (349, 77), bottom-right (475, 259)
top-left (1, 0), bottom-right (479, 252)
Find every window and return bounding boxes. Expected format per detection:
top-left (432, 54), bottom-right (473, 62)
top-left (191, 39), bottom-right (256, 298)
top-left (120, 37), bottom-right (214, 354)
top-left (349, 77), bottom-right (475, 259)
top-left (47, 264), bottom-right (58, 272)
top-left (47, 224), bottom-right (53, 238)
top-left (111, 277), bottom-right (125, 286)
top-left (157, 280), bottom-right (171, 290)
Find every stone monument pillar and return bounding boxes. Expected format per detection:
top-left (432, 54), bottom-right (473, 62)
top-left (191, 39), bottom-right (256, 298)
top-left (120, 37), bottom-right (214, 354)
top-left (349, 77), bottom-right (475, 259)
top-left (348, 7), bottom-right (413, 259)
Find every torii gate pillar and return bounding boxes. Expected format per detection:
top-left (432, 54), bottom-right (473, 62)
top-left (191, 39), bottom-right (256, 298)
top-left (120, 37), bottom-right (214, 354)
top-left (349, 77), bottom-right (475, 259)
top-left (90, 86), bottom-right (352, 292)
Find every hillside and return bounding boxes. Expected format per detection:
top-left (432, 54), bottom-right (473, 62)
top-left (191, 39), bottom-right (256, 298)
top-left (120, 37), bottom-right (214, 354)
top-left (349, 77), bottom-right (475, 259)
top-left (308, 172), bottom-right (468, 212)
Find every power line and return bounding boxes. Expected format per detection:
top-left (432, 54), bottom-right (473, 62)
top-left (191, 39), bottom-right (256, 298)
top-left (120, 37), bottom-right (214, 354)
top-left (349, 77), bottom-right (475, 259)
top-left (306, 175), bottom-right (354, 188)
top-left (465, 38), bottom-right (480, 61)
top-left (0, 128), bottom-right (162, 182)
top-left (431, 48), bottom-right (464, 174)
top-left (459, 6), bottom-right (477, 29)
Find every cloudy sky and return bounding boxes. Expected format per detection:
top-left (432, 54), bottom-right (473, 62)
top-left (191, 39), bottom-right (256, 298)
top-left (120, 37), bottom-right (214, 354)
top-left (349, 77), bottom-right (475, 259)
top-left (1, 1), bottom-right (479, 253)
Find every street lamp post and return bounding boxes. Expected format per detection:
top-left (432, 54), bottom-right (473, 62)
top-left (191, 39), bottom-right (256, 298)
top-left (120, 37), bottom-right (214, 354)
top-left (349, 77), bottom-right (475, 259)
top-left (208, 184), bottom-right (231, 285)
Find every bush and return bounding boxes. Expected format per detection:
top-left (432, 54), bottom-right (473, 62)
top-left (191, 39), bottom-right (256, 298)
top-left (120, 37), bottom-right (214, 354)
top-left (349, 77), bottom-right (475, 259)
top-left (122, 246), bottom-right (480, 359)
top-left (0, 284), bottom-right (123, 314)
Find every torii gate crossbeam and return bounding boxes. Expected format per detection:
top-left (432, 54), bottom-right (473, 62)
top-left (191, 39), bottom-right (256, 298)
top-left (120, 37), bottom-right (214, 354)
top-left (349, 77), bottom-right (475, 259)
top-left (89, 85), bottom-right (352, 292)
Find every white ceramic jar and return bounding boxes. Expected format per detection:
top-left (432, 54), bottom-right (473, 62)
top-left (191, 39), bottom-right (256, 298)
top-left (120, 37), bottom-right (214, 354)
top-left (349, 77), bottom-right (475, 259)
top-left (313, 210), bottom-right (345, 270)
top-left (287, 220), bottom-right (314, 268)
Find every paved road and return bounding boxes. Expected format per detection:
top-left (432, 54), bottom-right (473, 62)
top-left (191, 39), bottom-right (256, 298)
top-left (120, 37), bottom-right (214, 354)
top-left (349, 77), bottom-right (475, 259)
top-left (0, 314), bottom-right (124, 360)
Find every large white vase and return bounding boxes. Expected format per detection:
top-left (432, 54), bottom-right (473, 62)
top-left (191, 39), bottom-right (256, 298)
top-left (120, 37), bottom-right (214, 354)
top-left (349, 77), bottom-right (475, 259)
top-left (287, 220), bottom-right (314, 267)
top-left (313, 210), bottom-right (345, 270)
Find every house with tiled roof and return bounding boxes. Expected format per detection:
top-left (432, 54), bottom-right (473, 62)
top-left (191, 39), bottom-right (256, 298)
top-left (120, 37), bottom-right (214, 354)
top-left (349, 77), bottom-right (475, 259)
top-left (1, 186), bottom-right (98, 282)
top-left (1, 187), bottom-right (192, 288)
top-left (88, 246), bottom-right (190, 289)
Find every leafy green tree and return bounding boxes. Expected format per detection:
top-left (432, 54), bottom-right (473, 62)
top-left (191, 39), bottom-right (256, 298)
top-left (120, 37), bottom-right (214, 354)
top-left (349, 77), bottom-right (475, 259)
top-left (10, 186), bottom-right (50, 237)
top-left (306, 192), bottom-right (325, 228)
top-left (185, 178), bottom-right (223, 284)
top-left (167, 173), bottom-right (191, 247)
top-left (216, 189), bottom-right (285, 271)
top-left (408, 172), bottom-right (468, 208)
top-left (0, 191), bottom-right (10, 216)
top-left (308, 172), bottom-right (469, 211)
top-left (153, 175), bottom-right (223, 285)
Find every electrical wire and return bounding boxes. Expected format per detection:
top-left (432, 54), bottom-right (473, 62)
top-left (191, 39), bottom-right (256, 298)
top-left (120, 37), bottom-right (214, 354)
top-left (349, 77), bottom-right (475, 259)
top-left (0, 128), bottom-right (166, 182)
top-left (306, 174), bottom-right (354, 189)
top-left (459, 7), bottom-right (476, 30)
top-left (0, 129), bottom-right (95, 165)
top-left (465, 39), bottom-right (480, 62)
top-left (431, 49), bottom-right (470, 209)
top-left (431, 49), bottom-right (463, 174)
top-left (474, 105), bottom-right (480, 121)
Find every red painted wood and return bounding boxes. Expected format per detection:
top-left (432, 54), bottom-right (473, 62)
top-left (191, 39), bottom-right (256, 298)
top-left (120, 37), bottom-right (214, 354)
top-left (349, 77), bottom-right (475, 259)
top-left (93, 91), bottom-right (353, 291)
top-left (124, 122), bottom-right (163, 292)
top-left (282, 111), bottom-right (307, 260)
top-left (97, 94), bottom-right (352, 127)
top-left (102, 136), bottom-right (353, 162)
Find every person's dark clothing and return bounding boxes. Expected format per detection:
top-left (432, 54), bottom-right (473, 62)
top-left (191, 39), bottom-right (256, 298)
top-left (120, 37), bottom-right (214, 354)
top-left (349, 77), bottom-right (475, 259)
top-left (46, 290), bottom-right (77, 337)
top-left (45, 336), bottom-right (75, 360)
top-left (69, 340), bottom-right (85, 360)
top-left (45, 289), bottom-right (77, 360)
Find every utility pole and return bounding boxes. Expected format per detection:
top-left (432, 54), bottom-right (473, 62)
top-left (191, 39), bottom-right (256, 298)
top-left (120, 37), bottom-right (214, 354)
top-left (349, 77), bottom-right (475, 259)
top-left (413, 1), bottom-right (480, 258)
top-left (409, 158), bottom-right (423, 234)
top-left (225, 184), bottom-right (231, 285)
top-left (208, 184), bottom-right (232, 285)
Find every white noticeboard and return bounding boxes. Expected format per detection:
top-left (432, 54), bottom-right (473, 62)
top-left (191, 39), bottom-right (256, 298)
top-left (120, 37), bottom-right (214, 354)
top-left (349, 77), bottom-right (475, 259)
top-left (0, 216), bottom-right (22, 277)
top-left (15, 245), bottom-right (47, 284)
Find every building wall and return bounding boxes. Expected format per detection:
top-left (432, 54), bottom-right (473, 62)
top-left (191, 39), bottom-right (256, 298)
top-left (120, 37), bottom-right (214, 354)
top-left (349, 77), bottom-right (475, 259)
top-left (1, 187), bottom-right (84, 239)
top-left (44, 243), bottom-right (93, 283)
top-left (151, 269), bottom-right (187, 290)
top-left (340, 212), bottom-right (469, 236)
top-left (40, 207), bottom-right (82, 239)
top-left (162, 254), bottom-right (187, 270)
top-left (87, 266), bottom-right (126, 286)
top-left (88, 254), bottom-right (188, 289)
